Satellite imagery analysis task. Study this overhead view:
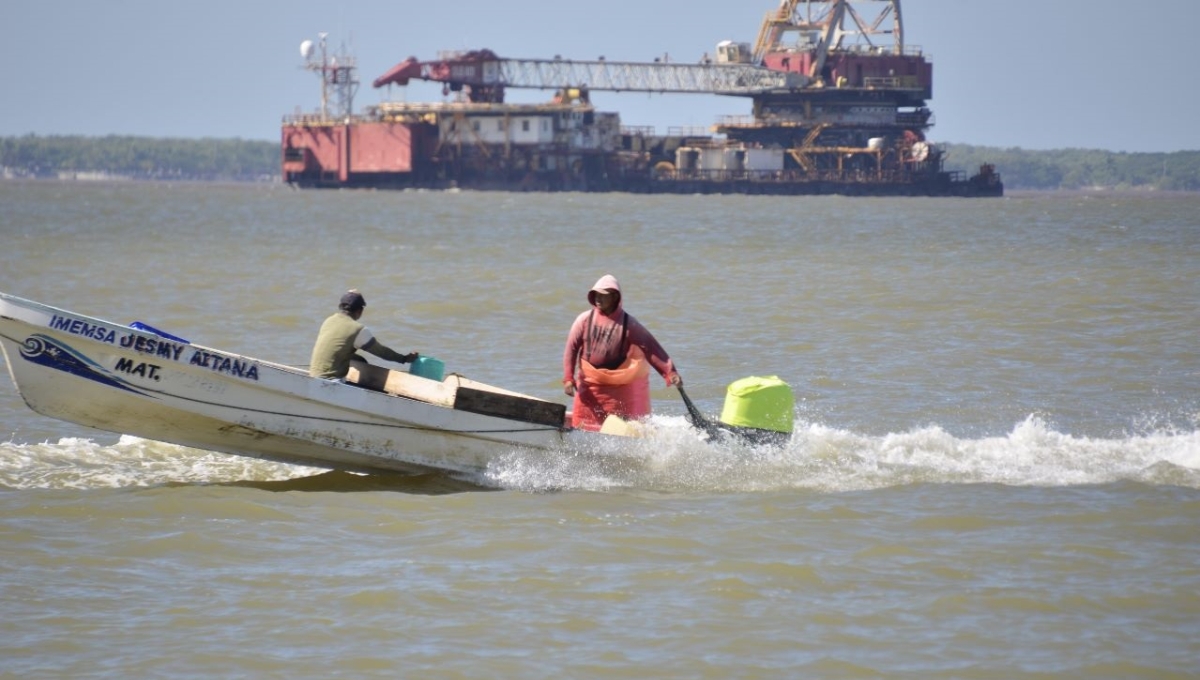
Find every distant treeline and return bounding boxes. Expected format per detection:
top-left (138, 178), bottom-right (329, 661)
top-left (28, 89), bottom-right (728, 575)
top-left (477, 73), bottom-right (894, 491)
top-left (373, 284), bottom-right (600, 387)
top-left (2, 134), bottom-right (1198, 191)
top-left (942, 144), bottom-right (1200, 192)
top-left (0, 135), bottom-right (279, 182)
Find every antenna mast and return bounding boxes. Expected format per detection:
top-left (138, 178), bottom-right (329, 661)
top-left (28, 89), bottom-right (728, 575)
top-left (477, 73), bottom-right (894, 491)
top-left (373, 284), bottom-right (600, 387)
top-left (302, 32), bottom-right (359, 121)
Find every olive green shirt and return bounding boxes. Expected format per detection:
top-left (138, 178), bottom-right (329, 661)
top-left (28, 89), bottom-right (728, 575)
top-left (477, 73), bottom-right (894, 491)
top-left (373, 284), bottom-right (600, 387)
top-left (309, 311), bottom-right (408, 379)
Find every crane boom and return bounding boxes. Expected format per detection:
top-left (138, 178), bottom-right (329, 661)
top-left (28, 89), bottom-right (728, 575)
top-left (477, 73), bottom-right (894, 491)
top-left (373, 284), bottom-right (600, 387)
top-left (494, 58), bottom-right (801, 94)
top-left (373, 51), bottom-right (803, 97)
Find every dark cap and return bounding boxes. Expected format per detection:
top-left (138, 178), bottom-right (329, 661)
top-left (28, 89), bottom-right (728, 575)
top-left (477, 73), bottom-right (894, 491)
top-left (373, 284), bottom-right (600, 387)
top-left (339, 290), bottom-right (366, 309)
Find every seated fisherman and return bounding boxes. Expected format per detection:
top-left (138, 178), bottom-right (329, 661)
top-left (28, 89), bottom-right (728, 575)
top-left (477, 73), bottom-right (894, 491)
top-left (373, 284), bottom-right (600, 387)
top-left (309, 290), bottom-right (418, 380)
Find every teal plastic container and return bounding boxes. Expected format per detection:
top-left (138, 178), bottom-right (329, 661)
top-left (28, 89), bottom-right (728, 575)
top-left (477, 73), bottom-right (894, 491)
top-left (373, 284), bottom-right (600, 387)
top-left (409, 356), bottom-right (445, 381)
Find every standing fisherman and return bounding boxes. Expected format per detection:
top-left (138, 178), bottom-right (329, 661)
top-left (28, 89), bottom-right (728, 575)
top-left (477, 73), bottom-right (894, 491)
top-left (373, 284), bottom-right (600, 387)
top-left (562, 274), bottom-right (682, 431)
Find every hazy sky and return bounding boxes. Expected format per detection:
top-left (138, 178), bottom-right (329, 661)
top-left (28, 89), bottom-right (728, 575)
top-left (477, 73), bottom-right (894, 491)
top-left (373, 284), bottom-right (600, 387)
top-left (2, 0), bottom-right (1195, 152)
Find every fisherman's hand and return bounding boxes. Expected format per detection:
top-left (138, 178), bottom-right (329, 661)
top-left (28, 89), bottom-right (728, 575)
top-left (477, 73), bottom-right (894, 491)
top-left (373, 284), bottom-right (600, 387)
top-left (402, 352), bottom-right (419, 364)
top-left (563, 380), bottom-right (576, 397)
top-left (668, 372), bottom-right (682, 387)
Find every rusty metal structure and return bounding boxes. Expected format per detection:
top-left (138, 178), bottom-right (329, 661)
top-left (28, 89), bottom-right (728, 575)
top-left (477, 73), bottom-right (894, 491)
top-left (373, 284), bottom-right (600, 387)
top-left (282, 0), bottom-right (1002, 196)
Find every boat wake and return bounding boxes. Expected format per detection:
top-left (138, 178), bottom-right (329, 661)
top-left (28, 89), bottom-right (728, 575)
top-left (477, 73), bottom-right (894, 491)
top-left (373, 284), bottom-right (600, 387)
top-left (0, 436), bottom-right (321, 491)
top-left (481, 414), bottom-right (1200, 493)
top-left (3, 415), bottom-right (1199, 492)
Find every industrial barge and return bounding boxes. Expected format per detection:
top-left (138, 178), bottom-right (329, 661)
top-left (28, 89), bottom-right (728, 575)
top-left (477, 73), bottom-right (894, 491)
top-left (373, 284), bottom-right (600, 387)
top-left (281, 0), bottom-right (1002, 197)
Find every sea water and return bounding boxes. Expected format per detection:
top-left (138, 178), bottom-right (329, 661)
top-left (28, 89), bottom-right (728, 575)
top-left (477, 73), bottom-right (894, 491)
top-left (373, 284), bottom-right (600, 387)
top-left (1, 180), bottom-right (1198, 678)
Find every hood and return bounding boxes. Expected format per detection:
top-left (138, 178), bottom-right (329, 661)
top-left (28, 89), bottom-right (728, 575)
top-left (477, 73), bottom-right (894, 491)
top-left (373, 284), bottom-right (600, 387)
top-left (586, 274), bottom-right (622, 309)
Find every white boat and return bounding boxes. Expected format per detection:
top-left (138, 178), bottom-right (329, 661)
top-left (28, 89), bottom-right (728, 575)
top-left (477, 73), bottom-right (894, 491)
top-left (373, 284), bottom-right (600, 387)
top-left (0, 292), bottom-right (623, 477)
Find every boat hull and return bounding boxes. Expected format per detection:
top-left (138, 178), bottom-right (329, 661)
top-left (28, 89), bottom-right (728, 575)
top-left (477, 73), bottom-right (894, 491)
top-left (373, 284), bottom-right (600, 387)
top-left (0, 293), bottom-right (575, 476)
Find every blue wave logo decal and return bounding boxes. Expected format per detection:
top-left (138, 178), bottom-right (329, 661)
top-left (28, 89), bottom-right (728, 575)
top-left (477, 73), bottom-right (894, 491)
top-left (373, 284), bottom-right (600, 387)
top-left (19, 334), bottom-right (149, 395)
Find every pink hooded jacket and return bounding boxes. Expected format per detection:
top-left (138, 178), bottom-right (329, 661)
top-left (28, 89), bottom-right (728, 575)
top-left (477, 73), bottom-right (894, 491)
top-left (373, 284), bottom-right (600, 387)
top-left (562, 274), bottom-right (677, 387)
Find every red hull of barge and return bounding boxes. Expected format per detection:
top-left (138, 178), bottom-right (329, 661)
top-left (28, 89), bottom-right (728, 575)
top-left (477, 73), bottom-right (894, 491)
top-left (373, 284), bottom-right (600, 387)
top-left (282, 121), bottom-right (437, 187)
top-left (282, 120), bottom-right (1002, 197)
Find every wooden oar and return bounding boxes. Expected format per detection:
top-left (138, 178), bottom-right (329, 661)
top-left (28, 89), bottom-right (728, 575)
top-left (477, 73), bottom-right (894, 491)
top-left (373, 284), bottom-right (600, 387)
top-left (677, 385), bottom-right (721, 439)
